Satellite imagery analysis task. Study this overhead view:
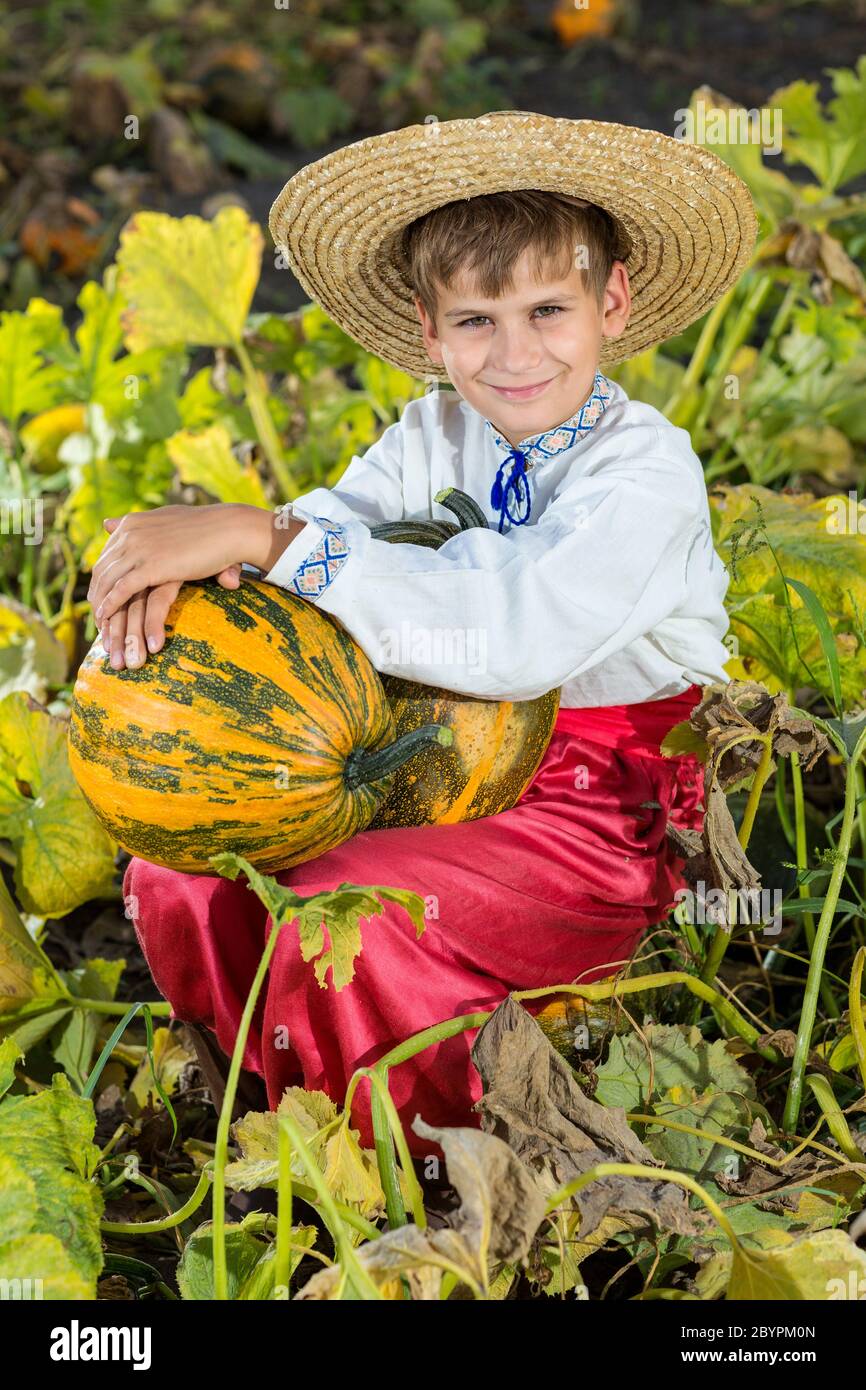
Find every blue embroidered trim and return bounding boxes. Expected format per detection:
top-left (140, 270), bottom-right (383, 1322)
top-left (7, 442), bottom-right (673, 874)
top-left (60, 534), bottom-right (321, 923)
top-left (485, 370), bottom-right (614, 465)
top-left (485, 370), bottom-right (614, 533)
top-left (285, 515), bottom-right (350, 598)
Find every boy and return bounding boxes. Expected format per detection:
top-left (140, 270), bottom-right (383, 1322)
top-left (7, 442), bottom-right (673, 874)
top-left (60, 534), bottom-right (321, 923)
top-left (93, 112), bottom-right (757, 1153)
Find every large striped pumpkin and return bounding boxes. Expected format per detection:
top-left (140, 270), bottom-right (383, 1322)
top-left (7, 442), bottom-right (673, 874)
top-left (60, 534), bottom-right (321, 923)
top-left (67, 578), bottom-right (449, 874)
top-left (368, 488), bottom-right (561, 828)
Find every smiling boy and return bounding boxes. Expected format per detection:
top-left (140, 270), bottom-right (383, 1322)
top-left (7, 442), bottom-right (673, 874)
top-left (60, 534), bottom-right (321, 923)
top-left (90, 188), bottom-right (721, 702)
top-left (99, 111), bottom-right (757, 1153)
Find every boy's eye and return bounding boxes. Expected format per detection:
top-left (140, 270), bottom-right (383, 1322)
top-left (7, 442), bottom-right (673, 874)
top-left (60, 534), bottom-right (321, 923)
top-left (457, 305), bottom-right (564, 328)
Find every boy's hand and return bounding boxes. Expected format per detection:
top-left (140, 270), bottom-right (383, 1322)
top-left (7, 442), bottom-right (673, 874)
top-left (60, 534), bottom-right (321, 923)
top-left (86, 502), bottom-right (299, 628)
top-left (101, 567), bottom-right (242, 670)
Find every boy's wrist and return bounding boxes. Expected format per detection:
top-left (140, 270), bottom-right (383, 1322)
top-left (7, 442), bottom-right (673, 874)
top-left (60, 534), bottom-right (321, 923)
top-left (239, 504), bottom-right (305, 573)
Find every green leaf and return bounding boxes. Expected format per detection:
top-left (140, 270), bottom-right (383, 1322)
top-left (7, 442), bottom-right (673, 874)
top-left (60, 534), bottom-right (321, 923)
top-left (270, 87), bottom-right (353, 149)
top-left (0, 1234), bottom-right (94, 1299)
top-left (0, 869), bottom-right (65, 1014)
top-left (177, 1222), bottom-right (268, 1300)
top-left (75, 38), bottom-right (163, 119)
top-left (784, 577), bottom-right (843, 715)
top-left (645, 1085), bottom-right (754, 1179)
top-left (116, 206), bottom-right (264, 350)
top-left (177, 1219), bottom-right (317, 1300)
top-left (769, 59), bottom-right (866, 193)
top-left (60, 272), bottom-right (183, 423)
top-left (0, 1149), bottom-right (39, 1239)
top-left (167, 424), bottom-right (269, 506)
top-left (0, 692), bottom-right (118, 917)
top-left (212, 853), bottom-right (427, 991)
top-left (825, 713), bottom-right (866, 761)
top-left (0, 301), bottom-right (68, 428)
top-left (710, 484), bottom-right (866, 705)
top-left (0, 1037), bottom-right (23, 1098)
top-left (0, 596), bottom-right (68, 703)
top-left (594, 1024), bottom-right (757, 1113)
top-left (354, 354), bottom-right (420, 418)
top-left (237, 1228), bottom-right (318, 1300)
top-left (606, 344), bottom-right (686, 414)
top-left (188, 110), bottom-right (291, 179)
top-left (52, 958), bottom-right (125, 1092)
top-left (0, 1072), bottom-right (103, 1289)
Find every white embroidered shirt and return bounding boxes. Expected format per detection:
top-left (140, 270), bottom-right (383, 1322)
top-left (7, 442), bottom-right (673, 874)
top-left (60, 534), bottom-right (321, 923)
top-left (259, 371), bottom-right (732, 706)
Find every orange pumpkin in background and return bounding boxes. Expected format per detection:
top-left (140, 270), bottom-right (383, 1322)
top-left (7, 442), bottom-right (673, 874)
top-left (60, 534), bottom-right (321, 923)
top-left (551, 0), bottom-right (619, 47)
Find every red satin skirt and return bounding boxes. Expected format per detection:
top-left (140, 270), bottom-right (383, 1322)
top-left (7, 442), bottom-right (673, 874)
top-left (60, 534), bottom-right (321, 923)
top-left (124, 684), bottom-right (705, 1158)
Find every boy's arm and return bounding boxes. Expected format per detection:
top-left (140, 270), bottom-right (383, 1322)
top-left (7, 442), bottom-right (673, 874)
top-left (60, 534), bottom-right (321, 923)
top-left (256, 454), bottom-right (707, 701)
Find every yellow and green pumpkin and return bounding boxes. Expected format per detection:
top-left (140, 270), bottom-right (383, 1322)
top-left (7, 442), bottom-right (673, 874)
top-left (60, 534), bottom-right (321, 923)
top-left (368, 488), bottom-right (560, 828)
top-left (67, 578), bottom-right (450, 874)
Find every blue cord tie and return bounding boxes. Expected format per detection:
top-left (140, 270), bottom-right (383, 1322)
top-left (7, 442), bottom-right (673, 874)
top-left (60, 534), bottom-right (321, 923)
top-left (490, 449), bottom-right (531, 534)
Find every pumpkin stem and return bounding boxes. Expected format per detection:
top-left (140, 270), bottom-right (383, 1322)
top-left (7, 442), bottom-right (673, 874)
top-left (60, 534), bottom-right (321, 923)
top-left (344, 723), bottom-right (454, 790)
top-left (433, 487), bottom-right (489, 531)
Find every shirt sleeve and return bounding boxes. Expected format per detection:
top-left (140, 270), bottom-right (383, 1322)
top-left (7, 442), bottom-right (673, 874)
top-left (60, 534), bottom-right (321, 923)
top-left (260, 452), bottom-right (704, 701)
top-left (263, 417), bottom-right (406, 599)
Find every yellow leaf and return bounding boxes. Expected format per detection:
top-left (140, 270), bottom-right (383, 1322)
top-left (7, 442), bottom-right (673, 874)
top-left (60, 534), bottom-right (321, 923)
top-left (116, 206), bottom-right (263, 351)
top-left (0, 597), bottom-right (68, 701)
top-left (0, 692), bottom-right (117, 916)
top-left (730, 1227), bottom-right (866, 1300)
top-left (167, 424), bottom-right (269, 507)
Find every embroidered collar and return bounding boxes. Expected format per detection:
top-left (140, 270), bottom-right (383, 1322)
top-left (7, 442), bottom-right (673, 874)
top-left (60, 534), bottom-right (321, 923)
top-left (485, 369), bottom-right (615, 467)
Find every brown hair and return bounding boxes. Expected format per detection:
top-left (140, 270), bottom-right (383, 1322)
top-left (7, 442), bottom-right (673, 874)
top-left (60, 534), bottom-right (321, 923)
top-left (401, 190), bottom-right (628, 327)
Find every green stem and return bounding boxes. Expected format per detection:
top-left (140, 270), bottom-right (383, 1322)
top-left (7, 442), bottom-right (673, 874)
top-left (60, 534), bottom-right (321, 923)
top-left (343, 724), bottom-right (453, 789)
top-left (753, 280), bottom-right (800, 371)
top-left (854, 763), bottom-right (866, 906)
top-left (101, 1167), bottom-right (212, 1234)
top-left (849, 947), bottom-right (866, 1096)
top-left (700, 736), bottom-right (775, 987)
top-left (274, 1116), bottom-right (293, 1299)
top-left (663, 284), bottom-right (738, 428)
top-left (368, 973), bottom-right (788, 1077)
top-left (70, 997), bottom-right (173, 1017)
top-left (344, 1065), bottom-right (427, 1230)
top-left (212, 913), bottom-right (288, 1301)
top-left (782, 724), bottom-right (866, 1132)
top-left (804, 1074), bottom-right (863, 1163)
top-left (790, 743), bottom-right (838, 1019)
top-left (233, 339), bottom-right (296, 502)
top-left (737, 735), bottom-right (774, 849)
top-left (690, 275), bottom-right (775, 451)
top-left (774, 757), bottom-right (796, 851)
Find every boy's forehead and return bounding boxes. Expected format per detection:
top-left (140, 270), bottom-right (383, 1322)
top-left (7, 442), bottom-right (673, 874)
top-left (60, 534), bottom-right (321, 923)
top-left (437, 254), bottom-right (586, 307)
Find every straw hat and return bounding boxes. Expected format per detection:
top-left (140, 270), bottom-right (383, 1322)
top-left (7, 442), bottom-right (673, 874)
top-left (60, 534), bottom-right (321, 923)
top-left (268, 110), bottom-right (758, 383)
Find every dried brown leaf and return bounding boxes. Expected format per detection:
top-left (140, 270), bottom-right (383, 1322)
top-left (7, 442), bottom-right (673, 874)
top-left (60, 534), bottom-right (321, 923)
top-left (470, 995), bottom-right (704, 1240)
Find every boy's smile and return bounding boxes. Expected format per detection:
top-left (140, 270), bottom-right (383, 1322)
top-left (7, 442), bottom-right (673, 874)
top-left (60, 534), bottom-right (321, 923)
top-left (414, 248), bottom-right (631, 448)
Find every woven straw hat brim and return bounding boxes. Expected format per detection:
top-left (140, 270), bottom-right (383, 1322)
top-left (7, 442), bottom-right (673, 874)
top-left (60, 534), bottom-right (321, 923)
top-left (269, 110), bottom-right (758, 383)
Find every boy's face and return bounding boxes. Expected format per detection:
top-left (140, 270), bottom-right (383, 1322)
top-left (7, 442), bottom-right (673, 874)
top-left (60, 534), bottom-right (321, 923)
top-left (414, 248), bottom-right (630, 448)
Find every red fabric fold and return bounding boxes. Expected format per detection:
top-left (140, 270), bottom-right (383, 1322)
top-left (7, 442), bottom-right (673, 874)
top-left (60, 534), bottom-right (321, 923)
top-left (554, 682), bottom-right (706, 755)
top-left (124, 683), bottom-right (706, 1159)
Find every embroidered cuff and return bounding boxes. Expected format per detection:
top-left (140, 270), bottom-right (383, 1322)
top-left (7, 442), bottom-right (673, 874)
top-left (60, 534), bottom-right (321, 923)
top-left (284, 514), bottom-right (350, 599)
